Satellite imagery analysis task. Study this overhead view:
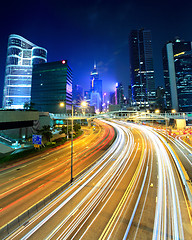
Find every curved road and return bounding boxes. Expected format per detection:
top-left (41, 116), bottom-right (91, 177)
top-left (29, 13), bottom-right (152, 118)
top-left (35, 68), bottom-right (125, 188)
top-left (2, 119), bottom-right (192, 239)
top-left (0, 120), bottom-right (115, 228)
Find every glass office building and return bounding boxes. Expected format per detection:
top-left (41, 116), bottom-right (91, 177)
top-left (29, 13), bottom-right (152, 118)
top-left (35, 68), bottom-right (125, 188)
top-left (3, 34), bottom-right (47, 109)
top-left (175, 51), bottom-right (192, 111)
top-left (90, 63), bottom-right (102, 112)
top-left (162, 38), bottom-right (192, 111)
top-left (31, 60), bottom-right (72, 113)
top-left (129, 29), bottom-right (156, 109)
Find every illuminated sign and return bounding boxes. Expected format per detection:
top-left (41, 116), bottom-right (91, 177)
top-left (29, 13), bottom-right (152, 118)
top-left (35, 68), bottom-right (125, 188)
top-left (32, 135), bottom-right (42, 145)
top-left (66, 83), bottom-right (72, 93)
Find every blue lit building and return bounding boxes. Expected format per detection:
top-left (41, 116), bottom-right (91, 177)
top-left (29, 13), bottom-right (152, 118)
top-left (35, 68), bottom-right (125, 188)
top-left (115, 83), bottom-right (124, 106)
top-left (90, 63), bottom-right (102, 112)
top-left (129, 29), bottom-right (156, 109)
top-left (31, 60), bottom-right (72, 113)
top-left (73, 84), bottom-right (84, 105)
top-left (3, 34), bottom-right (47, 109)
top-left (162, 38), bottom-right (192, 111)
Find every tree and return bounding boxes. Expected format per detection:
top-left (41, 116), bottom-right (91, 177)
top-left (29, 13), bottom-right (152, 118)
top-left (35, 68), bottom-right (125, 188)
top-left (38, 125), bottom-right (53, 142)
top-left (23, 102), bottom-right (30, 110)
top-left (59, 125), bottom-right (72, 135)
top-left (73, 123), bottom-right (81, 133)
top-left (23, 101), bottom-right (35, 110)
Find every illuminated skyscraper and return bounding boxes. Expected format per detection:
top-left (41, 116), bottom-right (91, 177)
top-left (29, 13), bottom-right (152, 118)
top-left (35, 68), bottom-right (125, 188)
top-left (3, 34), bottom-right (47, 109)
top-left (73, 84), bottom-right (84, 105)
top-left (90, 63), bottom-right (102, 112)
top-left (129, 29), bottom-right (156, 109)
top-left (162, 38), bottom-right (192, 111)
top-left (115, 82), bottom-right (124, 106)
top-left (31, 60), bottom-right (72, 113)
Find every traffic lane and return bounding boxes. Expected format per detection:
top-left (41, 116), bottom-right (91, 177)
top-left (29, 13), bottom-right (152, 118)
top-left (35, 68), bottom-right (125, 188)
top-left (0, 121), bottom-right (115, 227)
top-left (26, 124), bottom-right (145, 240)
top-left (0, 121), bottom-right (112, 207)
top-left (156, 130), bottom-right (192, 181)
top-left (3, 120), bottom-right (123, 239)
top-left (146, 127), bottom-right (192, 239)
top-left (0, 122), bottom-right (103, 198)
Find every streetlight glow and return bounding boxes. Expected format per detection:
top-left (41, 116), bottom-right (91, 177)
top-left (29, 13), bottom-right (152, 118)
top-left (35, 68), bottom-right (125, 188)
top-left (60, 102), bottom-right (64, 107)
top-left (155, 109), bottom-right (160, 114)
top-left (81, 101), bottom-right (87, 108)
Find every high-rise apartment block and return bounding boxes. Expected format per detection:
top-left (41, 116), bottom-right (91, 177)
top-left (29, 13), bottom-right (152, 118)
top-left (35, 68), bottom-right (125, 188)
top-left (162, 38), bottom-right (192, 111)
top-left (129, 29), bottom-right (156, 109)
top-left (31, 60), bottom-right (72, 113)
top-left (3, 34), bottom-right (47, 109)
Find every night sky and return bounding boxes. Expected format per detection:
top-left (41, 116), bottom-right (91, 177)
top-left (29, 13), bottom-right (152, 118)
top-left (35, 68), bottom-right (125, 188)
top-left (1, 0), bottom-right (192, 107)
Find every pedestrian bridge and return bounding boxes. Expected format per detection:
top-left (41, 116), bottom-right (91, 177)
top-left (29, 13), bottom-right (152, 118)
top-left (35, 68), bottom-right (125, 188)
top-left (50, 111), bottom-right (192, 122)
top-left (49, 113), bottom-right (94, 120)
top-left (98, 111), bottom-right (192, 121)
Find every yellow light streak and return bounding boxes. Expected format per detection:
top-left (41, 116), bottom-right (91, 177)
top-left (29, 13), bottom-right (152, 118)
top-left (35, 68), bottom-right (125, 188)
top-left (99, 136), bottom-right (145, 239)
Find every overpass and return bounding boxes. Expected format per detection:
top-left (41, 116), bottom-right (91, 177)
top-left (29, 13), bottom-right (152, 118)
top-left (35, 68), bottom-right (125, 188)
top-left (49, 111), bottom-right (192, 121)
top-left (96, 110), bottom-right (192, 121)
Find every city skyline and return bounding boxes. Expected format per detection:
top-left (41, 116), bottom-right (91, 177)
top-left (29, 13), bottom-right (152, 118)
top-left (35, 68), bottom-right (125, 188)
top-left (0, 0), bottom-right (192, 107)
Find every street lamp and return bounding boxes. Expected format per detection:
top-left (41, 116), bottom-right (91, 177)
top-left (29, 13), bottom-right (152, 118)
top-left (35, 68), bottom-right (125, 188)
top-left (81, 101), bottom-right (87, 108)
top-left (171, 109), bottom-right (176, 114)
top-left (155, 109), bottom-right (160, 114)
top-left (59, 101), bottom-right (73, 183)
top-left (59, 102), bottom-right (64, 108)
top-left (71, 104), bottom-right (74, 183)
top-left (59, 102), bottom-right (69, 139)
top-left (81, 101), bottom-right (88, 116)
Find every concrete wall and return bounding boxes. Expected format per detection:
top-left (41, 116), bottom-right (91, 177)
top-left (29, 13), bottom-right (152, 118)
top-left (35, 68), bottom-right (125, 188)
top-left (0, 111), bottom-right (39, 123)
top-left (0, 143), bottom-right (14, 153)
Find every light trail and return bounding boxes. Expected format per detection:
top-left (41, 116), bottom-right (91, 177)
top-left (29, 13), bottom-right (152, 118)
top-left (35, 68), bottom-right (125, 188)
top-left (5, 121), bottom-right (124, 239)
top-left (3, 120), bottom-right (191, 240)
top-left (0, 122), bottom-right (114, 214)
top-left (139, 126), bottom-right (184, 240)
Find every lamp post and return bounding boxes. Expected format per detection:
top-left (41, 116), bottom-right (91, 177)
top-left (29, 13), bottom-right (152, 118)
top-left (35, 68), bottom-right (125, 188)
top-left (59, 102), bottom-right (69, 139)
top-left (154, 109), bottom-right (160, 128)
top-left (165, 111), bottom-right (168, 142)
top-left (81, 101), bottom-right (87, 115)
top-left (71, 104), bottom-right (73, 183)
top-left (59, 102), bottom-right (73, 183)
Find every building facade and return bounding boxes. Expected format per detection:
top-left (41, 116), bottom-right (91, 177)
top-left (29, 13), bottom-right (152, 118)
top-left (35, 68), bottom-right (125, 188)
top-left (162, 38), bottom-right (192, 111)
top-left (31, 60), bottom-right (72, 113)
top-left (73, 84), bottom-right (84, 105)
top-left (115, 82), bottom-right (124, 106)
top-left (129, 29), bottom-right (156, 109)
top-left (3, 34), bottom-right (47, 109)
top-left (90, 63), bottom-right (102, 112)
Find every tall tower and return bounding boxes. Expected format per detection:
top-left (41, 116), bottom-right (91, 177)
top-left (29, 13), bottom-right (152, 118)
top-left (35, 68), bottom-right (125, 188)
top-left (3, 34), bottom-right (47, 109)
top-left (115, 83), bottom-right (124, 106)
top-left (129, 29), bottom-right (156, 109)
top-left (31, 60), bottom-right (72, 113)
top-left (90, 63), bottom-right (102, 112)
top-left (162, 38), bottom-right (192, 111)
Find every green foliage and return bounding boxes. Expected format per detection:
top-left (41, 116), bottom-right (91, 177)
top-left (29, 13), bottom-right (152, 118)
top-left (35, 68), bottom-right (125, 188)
top-left (23, 101), bottom-right (35, 110)
top-left (38, 125), bottom-right (53, 142)
top-left (74, 123), bottom-right (81, 132)
top-left (59, 125), bottom-right (72, 135)
top-left (59, 123), bottom-right (81, 135)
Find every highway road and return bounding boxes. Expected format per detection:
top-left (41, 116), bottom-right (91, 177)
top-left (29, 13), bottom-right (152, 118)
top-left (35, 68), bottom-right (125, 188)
top-left (2, 119), bottom-right (192, 239)
top-left (0, 120), bottom-right (115, 229)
